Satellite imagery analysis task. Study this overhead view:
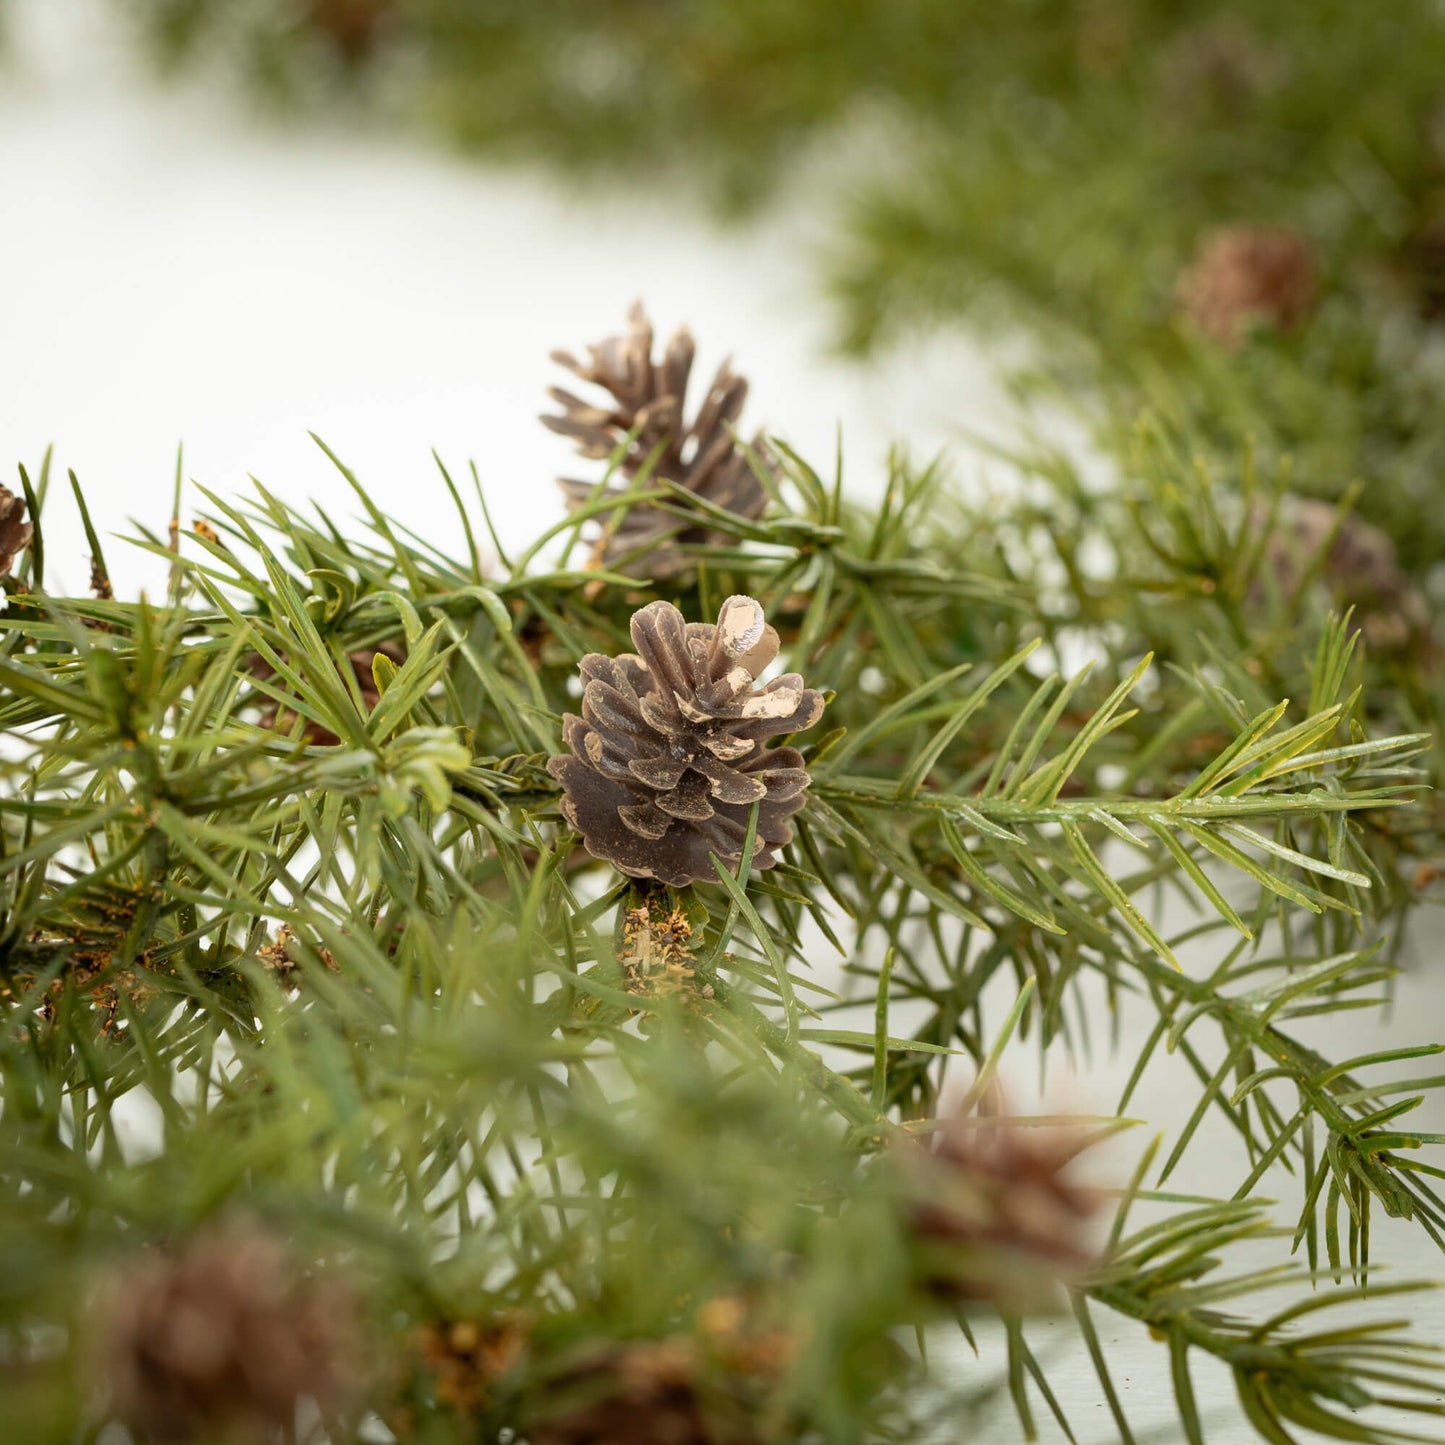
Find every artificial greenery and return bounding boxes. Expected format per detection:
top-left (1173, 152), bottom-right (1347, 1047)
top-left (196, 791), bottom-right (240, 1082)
top-left (1, 358), bottom-right (1444, 1442)
top-left (8, 4), bottom-right (1445, 1437)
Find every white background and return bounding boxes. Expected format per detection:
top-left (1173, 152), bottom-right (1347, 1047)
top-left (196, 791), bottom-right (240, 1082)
top-left (3, 4), bottom-right (1444, 1441)
top-left (0, 0), bottom-right (1015, 598)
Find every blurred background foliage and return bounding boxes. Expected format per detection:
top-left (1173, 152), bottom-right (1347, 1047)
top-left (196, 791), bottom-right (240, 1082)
top-left (107, 0), bottom-right (1445, 570)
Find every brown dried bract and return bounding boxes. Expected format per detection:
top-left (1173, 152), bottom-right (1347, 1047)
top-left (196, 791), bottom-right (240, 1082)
top-left (256, 922), bottom-right (340, 983)
top-left (543, 302), bottom-right (771, 577)
top-left (548, 597), bottom-right (823, 886)
top-left (20, 881), bottom-right (165, 1033)
top-left (417, 1316), bottom-right (529, 1417)
top-left (618, 901), bottom-right (709, 1001)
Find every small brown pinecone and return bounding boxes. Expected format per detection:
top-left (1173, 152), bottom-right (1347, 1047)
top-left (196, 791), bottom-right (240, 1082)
top-left (903, 1109), bottom-right (1099, 1311)
top-left (1397, 196), bottom-right (1445, 321)
top-left (548, 596), bottom-right (824, 886)
top-left (528, 1339), bottom-right (752, 1445)
top-left (1075, 0), bottom-right (1130, 77)
top-left (1256, 498), bottom-right (1432, 652)
top-left (0, 484), bottom-right (34, 579)
top-left (1177, 225), bottom-right (1317, 349)
top-left (308, 0), bottom-right (391, 60)
top-left (1155, 19), bottom-right (1284, 124)
top-left (543, 302), bottom-right (771, 576)
top-left (89, 1223), bottom-right (358, 1443)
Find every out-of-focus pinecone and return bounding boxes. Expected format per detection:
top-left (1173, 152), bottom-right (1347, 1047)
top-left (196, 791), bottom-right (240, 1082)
top-left (543, 302), bottom-right (772, 576)
top-left (1155, 19), bottom-right (1285, 123)
top-left (1256, 498), bottom-right (1432, 652)
top-left (1177, 225), bottom-right (1318, 349)
top-left (0, 485), bottom-right (33, 579)
top-left (308, 0), bottom-right (392, 61)
top-left (528, 1339), bottom-right (754, 1445)
top-left (902, 1109), bottom-right (1099, 1311)
top-left (1075, 0), bottom-right (1131, 77)
top-left (90, 1222), bottom-right (357, 1443)
top-left (548, 596), bottom-right (823, 886)
top-left (1396, 194), bottom-right (1445, 321)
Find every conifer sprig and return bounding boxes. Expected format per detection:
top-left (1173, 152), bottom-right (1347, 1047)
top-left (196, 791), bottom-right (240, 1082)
top-left (2, 428), bottom-right (1443, 1441)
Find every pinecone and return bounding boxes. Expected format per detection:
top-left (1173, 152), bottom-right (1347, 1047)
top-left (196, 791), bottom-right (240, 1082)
top-left (1075, 0), bottom-right (1130, 77)
top-left (548, 596), bottom-right (824, 886)
top-left (528, 1339), bottom-right (753, 1445)
top-left (1255, 498), bottom-right (1432, 652)
top-left (89, 1222), bottom-right (357, 1443)
top-left (0, 484), bottom-right (33, 579)
top-left (543, 302), bottom-right (771, 576)
top-left (1177, 225), bottom-right (1317, 349)
top-left (902, 1108), bottom-right (1099, 1310)
top-left (1397, 194), bottom-right (1445, 321)
top-left (1155, 19), bottom-right (1284, 124)
top-left (309, 0), bottom-right (391, 60)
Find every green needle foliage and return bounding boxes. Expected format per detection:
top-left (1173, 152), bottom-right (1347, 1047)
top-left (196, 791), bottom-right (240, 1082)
top-left (2, 403), bottom-right (1445, 1443)
top-left (823, 0), bottom-right (1445, 621)
top-left (13, 2), bottom-right (1445, 1437)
